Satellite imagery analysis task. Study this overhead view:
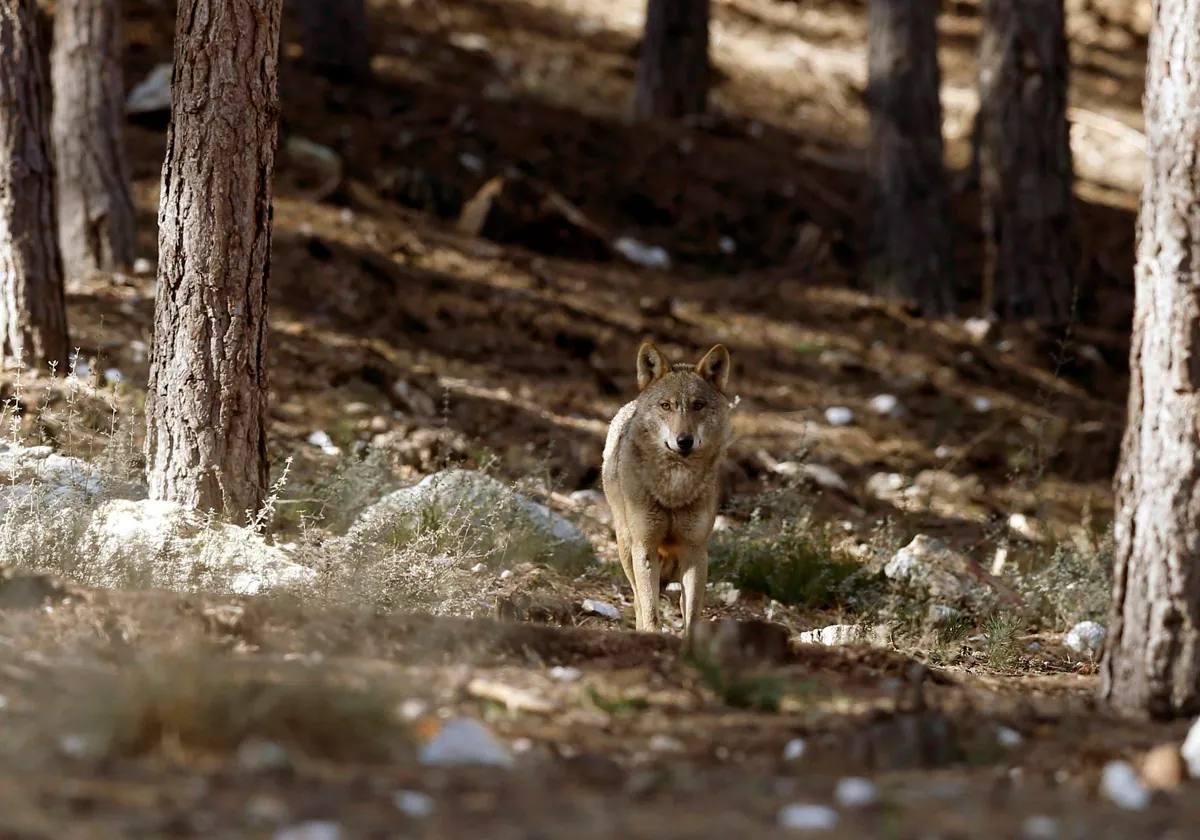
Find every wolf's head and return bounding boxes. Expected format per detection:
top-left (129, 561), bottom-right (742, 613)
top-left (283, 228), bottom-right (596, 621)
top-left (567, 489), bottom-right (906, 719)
top-left (633, 341), bottom-right (732, 460)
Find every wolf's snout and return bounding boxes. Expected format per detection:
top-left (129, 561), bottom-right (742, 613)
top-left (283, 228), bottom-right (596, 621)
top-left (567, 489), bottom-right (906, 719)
top-left (675, 434), bottom-right (694, 454)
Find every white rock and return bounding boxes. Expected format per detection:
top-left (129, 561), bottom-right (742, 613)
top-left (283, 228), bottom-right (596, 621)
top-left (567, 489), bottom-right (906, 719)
top-left (393, 790), bottom-right (434, 818)
top-left (499, 569), bottom-right (513, 580)
top-left (996, 726), bottom-right (1024, 748)
top-left (926, 604), bottom-right (963, 626)
top-left (581, 598), bottom-right (620, 621)
top-left (126, 63), bottom-right (172, 114)
top-left (1181, 717), bottom-right (1200, 778)
top-left (712, 514), bottom-right (733, 532)
top-left (834, 777), bottom-right (878, 808)
top-left (397, 699), bottom-right (428, 721)
top-left (718, 236), bottom-right (737, 255)
top-left (772, 461), bottom-right (848, 493)
top-left (470, 562), bottom-right (487, 574)
top-left (867, 394), bottom-right (901, 417)
top-left (712, 581), bottom-right (740, 606)
top-left (649, 733), bottom-right (684, 753)
top-left (866, 472), bottom-right (907, 499)
top-left (778, 804), bottom-right (838, 831)
top-left (971, 395), bottom-right (993, 413)
top-left (77, 499), bottom-right (315, 595)
top-left (614, 237), bottom-right (671, 270)
top-left (824, 406), bottom-right (854, 427)
top-left (798, 624), bottom-right (886, 647)
top-left (103, 368), bottom-right (123, 384)
top-left (963, 317), bottom-right (995, 343)
top-left (1100, 760), bottom-right (1151, 811)
top-left (549, 666), bottom-right (582, 683)
top-left (419, 718), bottom-right (513, 768)
top-left (343, 402), bottom-right (372, 417)
top-left (349, 470), bottom-right (590, 554)
top-left (458, 152), bottom-right (484, 173)
top-left (133, 257), bottom-right (154, 276)
top-left (1022, 815), bottom-right (1059, 839)
top-left (1008, 513), bottom-right (1043, 542)
top-left (237, 738), bottom-right (290, 772)
top-left (306, 430), bottom-right (341, 456)
top-left (884, 535), bottom-right (983, 605)
top-left (274, 822), bottom-right (341, 840)
top-left (1064, 621), bottom-right (1106, 657)
top-left (782, 738), bottom-right (807, 761)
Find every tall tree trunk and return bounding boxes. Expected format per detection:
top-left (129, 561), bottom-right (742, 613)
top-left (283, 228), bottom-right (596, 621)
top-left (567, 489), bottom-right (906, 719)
top-left (1102, 0), bottom-right (1200, 720)
top-left (865, 0), bottom-right (954, 317)
top-left (632, 0), bottom-right (710, 120)
top-left (51, 0), bottom-right (136, 279)
top-left (145, 0), bottom-right (281, 522)
top-left (0, 0), bottom-right (69, 370)
top-left (296, 0), bottom-right (370, 82)
top-left (978, 0), bottom-right (1076, 323)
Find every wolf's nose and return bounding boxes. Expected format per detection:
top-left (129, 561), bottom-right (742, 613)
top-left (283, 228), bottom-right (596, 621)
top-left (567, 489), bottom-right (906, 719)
top-left (676, 434), bottom-right (694, 454)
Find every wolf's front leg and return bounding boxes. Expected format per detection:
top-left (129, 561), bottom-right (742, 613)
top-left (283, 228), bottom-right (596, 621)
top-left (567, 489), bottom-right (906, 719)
top-left (679, 548), bottom-right (708, 637)
top-left (631, 543), bottom-right (661, 632)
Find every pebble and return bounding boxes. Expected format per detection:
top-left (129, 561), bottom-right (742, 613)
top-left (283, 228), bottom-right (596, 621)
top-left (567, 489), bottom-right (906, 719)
top-left (1022, 815), bottom-right (1059, 839)
top-left (971, 395), bottom-right (993, 413)
top-left (581, 599), bottom-right (621, 621)
top-left (393, 790), bottom-right (435, 818)
top-left (499, 569), bottom-right (513, 580)
top-left (649, 733), bottom-right (684, 753)
top-left (1100, 760), bottom-right (1151, 811)
top-left (996, 726), bottom-right (1024, 749)
top-left (236, 737), bottom-right (290, 772)
top-left (1183, 717), bottom-right (1200, 778)
top-left (133, 257), bottom-right (154, 275)
top-left (470, 562), bottom-right (487, 574)
top-left (718, 236), bottom-right (737, 255)
top-left (614, 237), bottom-right (671, 270)
top-left (550, 666), bottom-right (582, 683)
top-left (103, 368), bottom-right (122, 384)
top-left (343, 401), bottom-right (372, 416)
top-left (419, 718), bottom-right (514, 768)
top-left (834, 777), bottom-right (878, 808)
top-left (824, 406), bottom-right (855, 427)
top-left (1064, 621), bottom-right (1106, 656)
top-left (867, 394), bottom-right (901, 417)
top-left (305, 430), bottom-right (341, 456)
top-left (782, 738), bottom-right (807, 761)
top-left (274, 822), bottom-right (341, 840)
top-left (1142, 743), bottom-right (1184, 790)
top-left (777, 804), bottom-right (838, 831)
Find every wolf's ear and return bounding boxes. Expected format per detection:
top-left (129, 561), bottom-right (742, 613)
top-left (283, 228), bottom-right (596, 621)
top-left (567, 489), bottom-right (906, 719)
top-left (696, 344), bottom-right (731, 392)
top-left (637, 342), bottom-right (669, 390)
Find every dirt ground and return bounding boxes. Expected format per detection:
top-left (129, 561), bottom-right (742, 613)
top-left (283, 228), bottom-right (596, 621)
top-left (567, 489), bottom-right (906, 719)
top-left (3, 0), bottom-right (1190, 836)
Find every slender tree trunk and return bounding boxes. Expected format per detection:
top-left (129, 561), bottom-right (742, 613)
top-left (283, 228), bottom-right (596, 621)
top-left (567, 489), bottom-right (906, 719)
top-left (0, 0), bottom-right (69, 370)
top-left (51, 0), bottom-right (136, 279)
top-left (296, 0), bottom-right (371, 82)
top-left (145, 0), bottom-right (281, 522)
top-left (1102, 0), bottom-right (1200, 720)
top-left (978, 0), bottom-right (1076, 323)
top-left (632, 0), bottom-right (710, 120)
top-left (865, 0), bottom-right (954, 317)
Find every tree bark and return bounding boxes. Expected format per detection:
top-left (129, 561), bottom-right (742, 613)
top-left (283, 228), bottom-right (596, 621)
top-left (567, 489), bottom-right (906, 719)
top-left (145, 0), bottom-right (281, 522)
top-left (0, 0), bottom-right (69, 370)
top-left (1101, 0), bottom-right (1200, 720)
top-left (51, 0), bottom-right (136, 279)
top-left (296, 0), bottom-right (371, 82)
top-left (978, 0), bottom-right (1076, 323)
top-left (632, 0), bottom-right (710, 120)
top-left (865, 0), bottom-right (954, 317)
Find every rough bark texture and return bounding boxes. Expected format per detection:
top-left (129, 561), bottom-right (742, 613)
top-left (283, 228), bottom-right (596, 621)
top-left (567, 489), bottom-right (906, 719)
top-left (296, 0), bottom-right (370, 82)
top-left (632, 0), bottom-right (710, 120)
top-left (978, 0), bottom-right (1077, 323)
top-left (51, 0), bottom-right (136, 279)
top-left (865, 0), bottom-right (954, 317)
top-left (1101, 0), bottom-right (1200, 719)
top-left (145, 0), bottom-right (281, 522)
top-left (0, 0), bottom-right (69, 370)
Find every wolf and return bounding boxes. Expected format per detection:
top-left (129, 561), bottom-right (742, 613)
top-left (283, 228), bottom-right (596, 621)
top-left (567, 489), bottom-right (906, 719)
top-left (602, 341), bottom-right (733, 636)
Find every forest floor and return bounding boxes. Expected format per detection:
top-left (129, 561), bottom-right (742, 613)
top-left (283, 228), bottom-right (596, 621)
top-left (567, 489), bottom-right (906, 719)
top-left (3, 0), bottom-right (1192, 837)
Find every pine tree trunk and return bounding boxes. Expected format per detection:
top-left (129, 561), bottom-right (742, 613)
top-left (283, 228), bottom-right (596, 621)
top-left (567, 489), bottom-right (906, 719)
top-left (865, 0), bottom-right (954, 317)
top-left (0, 0), bottom-right (69, 370)
top-left (978, 0), bottom-right (1076, 323)
top-left (296, 0), bottom-right (371, 82)
top-left (632, 0), bottom-right (710, 120)
top-left (51, 0), bottom-right (136, 279)
top-left (145, 0), bottom-right (281, 522)
top-left (1101, 0), bottom-right (1200, 720)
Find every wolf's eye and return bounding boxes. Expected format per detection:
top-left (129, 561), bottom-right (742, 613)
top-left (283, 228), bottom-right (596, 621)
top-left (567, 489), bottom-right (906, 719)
top-left (692, 400), bottom-right (706, 411)
top-left (660, 401), bottom-right (672, 411)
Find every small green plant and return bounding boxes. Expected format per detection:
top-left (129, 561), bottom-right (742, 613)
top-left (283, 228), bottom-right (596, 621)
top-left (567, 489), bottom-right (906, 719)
top-left (586, 687), bottom-right (649, 715)
top-left (710, 515), bottom-right (875, 610)
top-left (981, 612), bottom-right (1023, 670)
top-left (1017, 535), bottom-right (1113, 631)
